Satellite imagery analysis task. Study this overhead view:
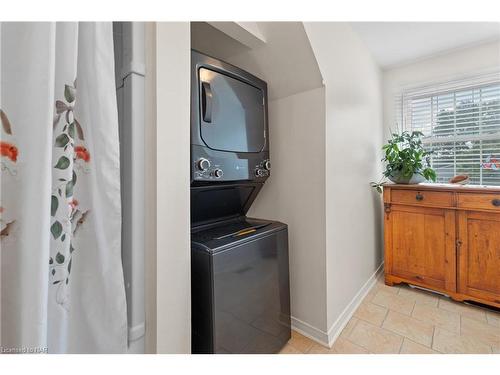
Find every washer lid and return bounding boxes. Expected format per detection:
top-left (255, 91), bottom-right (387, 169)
top-left (191, 218), bottom-right (286, 254)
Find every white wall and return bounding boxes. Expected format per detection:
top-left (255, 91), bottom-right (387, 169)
top-left (144, 22), bottom-right (191, 354)
top-left (383, 40), bottom-right (500, 137)
top-left (304, 23), bottom-right (384, 344)
top-left (144, 22), bottom-right (157, 354)
top-left (248, 87), bottom-right (328, 336)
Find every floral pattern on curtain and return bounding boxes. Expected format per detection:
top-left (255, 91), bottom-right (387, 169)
top-left (1, 22), bottom-right (127, 354)
top-left (49, 80), bottom-right (91, 303)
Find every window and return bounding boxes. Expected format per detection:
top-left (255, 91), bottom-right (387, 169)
top-left (401, 75), bottom-right (500, 185)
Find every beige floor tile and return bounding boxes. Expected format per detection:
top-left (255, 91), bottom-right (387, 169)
top-left (340, 317), bottom-right (360, 339)
top-left (382, 310), bottom-right (434, 347)
top-left (412, 304), bottom-right (460, 333)
top-left (354, 302), bottom-right (388, 326)
top-left (307, 339), bottom-right (370, 354)
top-left (372, 289), bottom-right (415, 315)
top-left (486, 311), bottom-right (500, 328)
top-left (398, 285), bottom-right (439, 307)
top-left (432, 327), bottom-right (491, 354)
top-left (400, 338), bottom-right (439, 354)
top-left (375, 278), bottom-right (401, 295)
top-left (365, 286), bottom-right (383, 303)
top-left (307, 343), bottom-right (331, 354)
top-left (287, 330), bottom-right (315, 353)
top-left (460, 316), bottom-right (500, 348)
top-left (279, 344), bottom-right (302, 354)
top-left (330, 338), bottom-right (371, 354)
top-left (364, 289), bottom-right (377, 303)
top-left (347, 319), bottom-right (403, 354)
top-left (438, 298), bottom-right (488, 323)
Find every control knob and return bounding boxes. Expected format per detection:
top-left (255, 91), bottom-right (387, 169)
top-left (264, 160), bottom-right (271, 171)
top-left (213, 168), bottom-right (223, 178)
top-left (197, 158), bottom-right (210, 171)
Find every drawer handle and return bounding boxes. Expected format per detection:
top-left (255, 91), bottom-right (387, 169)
top-left (416, 193), bottom-right (424, 201)
top-left (492, 199), bottom-right (500, 207)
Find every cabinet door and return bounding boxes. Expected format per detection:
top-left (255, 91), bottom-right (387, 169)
top-left (458, 211), bottom-right (500, 304)
top-left (386, 205), bottom-right (456, 291)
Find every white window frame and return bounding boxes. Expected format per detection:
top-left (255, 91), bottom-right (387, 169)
top-left (399, 70), bottom-right (500, 185)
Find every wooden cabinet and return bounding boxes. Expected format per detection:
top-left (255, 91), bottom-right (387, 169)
top-left (386, 205), bottom-right (456, 291)
top-left (384, 184), bottom-right (500, 309)
top-left (458, 211), bottom-right (500, 305)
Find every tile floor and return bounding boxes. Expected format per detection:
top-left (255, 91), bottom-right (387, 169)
top-left (280, 273), bottom-right (500, 354)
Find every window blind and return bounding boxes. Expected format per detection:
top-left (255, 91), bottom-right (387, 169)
top-left (401, 75), bottom-right (500, 186)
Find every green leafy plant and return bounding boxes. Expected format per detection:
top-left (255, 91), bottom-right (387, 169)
top-left (371, 130), bottom-right (437, 193)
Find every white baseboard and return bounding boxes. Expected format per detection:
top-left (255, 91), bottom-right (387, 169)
top-left (326, 262), bottom-right (384, 347)
top-left (290, 262), bottom-right (384, 348)
top-left (290, 316), bottom-right (330, 347)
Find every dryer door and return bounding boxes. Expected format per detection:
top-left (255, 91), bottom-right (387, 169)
top-left (198, 67), bottom-right (265, 153)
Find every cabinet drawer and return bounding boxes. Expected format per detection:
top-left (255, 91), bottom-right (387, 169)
top-left (391, 189), bottom-right (453, 207)
top-left (457, 193), bottom-right (500, 211)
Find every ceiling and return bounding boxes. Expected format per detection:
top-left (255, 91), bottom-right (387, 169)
top-left (350, 22), bottom-right (500, 69)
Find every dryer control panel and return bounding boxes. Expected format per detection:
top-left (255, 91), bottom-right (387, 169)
top-left (191, 145), bottom-right (270, 184)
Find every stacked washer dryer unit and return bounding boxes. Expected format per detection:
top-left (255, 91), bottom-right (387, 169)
top-left (190, 50), bottom-right (291, 354)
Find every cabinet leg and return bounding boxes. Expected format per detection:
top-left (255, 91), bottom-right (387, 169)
top-left (450, 295), bottom-right (466, 303)
top-left (384, 277), bottom-right (395, 287)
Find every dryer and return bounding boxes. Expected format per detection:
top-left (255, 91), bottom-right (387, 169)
top-left (191, 49), bottom-right (270, 185)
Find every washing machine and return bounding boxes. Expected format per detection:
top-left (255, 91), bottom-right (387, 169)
top-left (191, 216), bottom-right (290, 354)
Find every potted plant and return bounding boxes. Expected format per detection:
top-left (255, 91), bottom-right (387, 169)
top-left (371, 130), bottom-right (437, 193)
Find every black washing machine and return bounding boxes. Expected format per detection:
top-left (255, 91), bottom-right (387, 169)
top-left (190, 50), bottom-right (290, 354)
top-left (191, 217), bottom-right (290, 354)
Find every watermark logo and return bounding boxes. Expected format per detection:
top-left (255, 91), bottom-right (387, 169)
top-left (1, 346), bottom-right (48, 354)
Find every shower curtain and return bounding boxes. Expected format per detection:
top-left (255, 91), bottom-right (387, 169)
top-left (0, 22), bottom-right (127, 353)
